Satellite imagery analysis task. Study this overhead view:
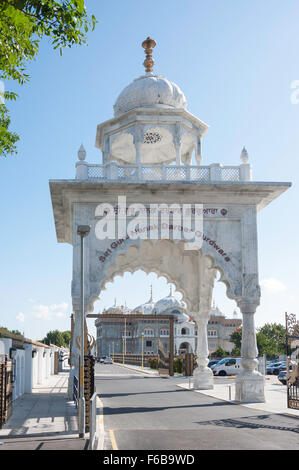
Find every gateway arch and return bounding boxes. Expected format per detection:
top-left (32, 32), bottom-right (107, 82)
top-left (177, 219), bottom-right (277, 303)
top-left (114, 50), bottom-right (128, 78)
top-left (50, 38), bottom-right (290, 403)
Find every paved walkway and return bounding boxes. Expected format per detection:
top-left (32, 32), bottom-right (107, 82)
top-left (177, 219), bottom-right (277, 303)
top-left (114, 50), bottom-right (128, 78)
top-left (0, 372), bottom-right (88, 450)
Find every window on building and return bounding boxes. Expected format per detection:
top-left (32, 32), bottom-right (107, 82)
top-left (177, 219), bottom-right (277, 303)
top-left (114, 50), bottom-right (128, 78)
top-left (208, 330), bottom-right (217, 337)
top-left (146, 340), bottom-right (152, 347)
top-left (144, 328), bottom-right (154, 337)
top-left (160, 329), bottom-right (169, 337)
top-left (181, 327), bottom-right (189, 335)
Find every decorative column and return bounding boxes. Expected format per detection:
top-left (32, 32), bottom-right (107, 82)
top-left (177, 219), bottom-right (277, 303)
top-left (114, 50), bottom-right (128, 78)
top-left (196, 137), bottom-right (202, 165)
top-left (103, 135), bottom-right (110, 164)
top-left (209, 163), bottom-right (222, 181)
top-left (193, 312), bottom-right (213, 389)
top-left (134, 125), bottom-right (143, 180)
top-left (235, 300), bottom-right (265, 402)
top-left (174, 123), bottom-right (182, 166)
top-left (75, 144), bottom-right (88, 179)
top-left (235, 204), bottom-right (265, 402)
top-left (193, 253), bottom-right (217, 390)
top-left (239, 146), bottom-right (252, 182)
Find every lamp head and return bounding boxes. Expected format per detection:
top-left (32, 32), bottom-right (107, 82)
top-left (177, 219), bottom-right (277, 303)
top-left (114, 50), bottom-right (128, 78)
top-left (77, 225), bottom-right (91, 237)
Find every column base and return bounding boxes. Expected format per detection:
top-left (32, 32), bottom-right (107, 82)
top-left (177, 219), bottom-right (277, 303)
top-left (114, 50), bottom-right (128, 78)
top-left (193, 366), bottom-right (214, 390)
top-left (235, 371), bottom-right (265, 403)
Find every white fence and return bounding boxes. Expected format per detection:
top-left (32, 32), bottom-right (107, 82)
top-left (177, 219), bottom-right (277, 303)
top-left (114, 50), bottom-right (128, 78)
top-left (76, 161), bottom-right (252, 183)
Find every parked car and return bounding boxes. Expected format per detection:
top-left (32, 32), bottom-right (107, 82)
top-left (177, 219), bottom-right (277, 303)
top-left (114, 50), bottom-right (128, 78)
top-left (212, 357), bottom-right (242, 376)
top-left (98, 356), bottom-right (107, 363)
top-left (269, 362), bottom-right (287, 375)
top-left (278, 370), bottom-right (287, 385)
top-left (277, 364), bottom-right (292, 384)
top-left (267, 359), bottom-right (280, 365)
top-left (266, 361), bottom-right (284, 375)
top-left (103, 356), bottom-right (113, 364)
top-left (208, 360), bottom-right (219, 369)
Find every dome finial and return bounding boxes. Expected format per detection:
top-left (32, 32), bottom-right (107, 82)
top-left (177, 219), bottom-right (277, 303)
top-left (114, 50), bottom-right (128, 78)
top-left (149, 284), bottom-right (153, 302)
top-left (142, 36), bottom-right (156, 73)
top-left (240, 146), bottom-right (249, 163)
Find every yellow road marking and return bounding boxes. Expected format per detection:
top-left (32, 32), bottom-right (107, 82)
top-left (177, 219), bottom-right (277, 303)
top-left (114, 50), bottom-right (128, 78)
top-left (109, 429), bottom-right (118, 450)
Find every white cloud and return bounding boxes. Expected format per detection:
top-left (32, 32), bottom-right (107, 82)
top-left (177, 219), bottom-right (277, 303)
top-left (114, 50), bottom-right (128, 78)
top-left (33, 302), bottom-right (68, 320)
top-left (260, 278), bottom-right (287, 294)
top-left (16, 312), bottom-right (25, 323)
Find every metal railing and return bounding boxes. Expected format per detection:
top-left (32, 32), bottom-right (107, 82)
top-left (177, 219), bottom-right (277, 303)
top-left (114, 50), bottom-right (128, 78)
top-left (73, 375), bottom-right (78, 408)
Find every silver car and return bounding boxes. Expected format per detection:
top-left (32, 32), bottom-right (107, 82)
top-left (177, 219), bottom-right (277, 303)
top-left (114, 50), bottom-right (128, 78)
top-left (103, 356), bottom-right (113, 364)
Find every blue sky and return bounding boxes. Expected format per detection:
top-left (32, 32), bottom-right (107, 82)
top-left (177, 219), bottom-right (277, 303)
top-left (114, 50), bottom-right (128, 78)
top-left (1, 0), bottom-right (299, 340)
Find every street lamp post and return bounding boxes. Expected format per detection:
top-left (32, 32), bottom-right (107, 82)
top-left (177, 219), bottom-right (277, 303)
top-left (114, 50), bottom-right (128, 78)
top-left (141, 333), bottom-right (144, 369)
top-left (77, 224), bottom-right (90, 439)
top-left (122, 337), bottom-right (125, 365)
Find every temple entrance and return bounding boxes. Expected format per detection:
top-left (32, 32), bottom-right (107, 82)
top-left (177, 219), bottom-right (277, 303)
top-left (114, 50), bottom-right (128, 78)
top-left (50, 38), bottom-right (290, 404)
top-left (179, 342), bottom-right (191, 354)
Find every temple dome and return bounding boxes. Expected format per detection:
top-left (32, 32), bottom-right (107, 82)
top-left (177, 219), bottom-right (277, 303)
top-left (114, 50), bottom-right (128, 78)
top-left (154, 287), bottom-right (186, 315)
top-left (133, 286), bottom-right (155, 315)
top-left (113, 73), bottom-right (187, 117)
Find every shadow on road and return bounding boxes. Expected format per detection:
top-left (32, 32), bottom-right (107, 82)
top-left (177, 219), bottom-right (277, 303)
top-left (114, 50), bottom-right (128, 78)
top-left (196, 415), bottom-right (299, 434)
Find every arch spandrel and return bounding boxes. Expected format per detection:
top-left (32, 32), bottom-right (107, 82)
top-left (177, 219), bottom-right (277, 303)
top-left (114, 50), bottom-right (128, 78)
top-left (72, 201), bottom-right (261, 315)
top-left (87, 239), bottom-right (200, 314)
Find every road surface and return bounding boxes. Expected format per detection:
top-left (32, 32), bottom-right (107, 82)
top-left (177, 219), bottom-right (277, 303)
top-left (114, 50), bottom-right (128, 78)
top-left (95, 363), bottom-right (299, 450)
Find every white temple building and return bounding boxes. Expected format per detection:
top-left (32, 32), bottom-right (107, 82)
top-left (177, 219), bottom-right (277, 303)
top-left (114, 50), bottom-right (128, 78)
top-left (95, 287), bottom-right (241, 357)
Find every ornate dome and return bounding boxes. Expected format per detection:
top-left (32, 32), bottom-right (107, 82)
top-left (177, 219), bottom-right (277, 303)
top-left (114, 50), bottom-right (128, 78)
top-left (113, 73), bottom-right (187, 117)
top-left (133, 286), bottom-right (155, 315)
top-left (102, 300), bottom-right (131, 315)
top-left (95, 37), bottom-right (208, 167)
top-left (154, 286), bottom-right (186, 315)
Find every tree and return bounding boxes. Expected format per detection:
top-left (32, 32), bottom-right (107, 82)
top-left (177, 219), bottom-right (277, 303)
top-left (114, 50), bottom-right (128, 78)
top-left (211, 345), bottom-right (229, 358)
top-left (229, 323), bottom-right (286, 359)
top-left (0, 0), bottom-right (97, 157)
top-left (230, 327), bottom-right (242, 356)
top-left (256, 323), bottom-right (286, 359)
top-left (61, 330), bottom-right (71, 347)
top-left (0, 326), bottom-right (22, 337)
top-left (41, 329), bottom-right (71, 347)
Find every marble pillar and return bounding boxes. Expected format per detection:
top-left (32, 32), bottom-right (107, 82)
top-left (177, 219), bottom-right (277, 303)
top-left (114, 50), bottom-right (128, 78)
top-left (235, 302), bottom-right (265, 403)
top-left (193, 312), bottom-right (214, 390)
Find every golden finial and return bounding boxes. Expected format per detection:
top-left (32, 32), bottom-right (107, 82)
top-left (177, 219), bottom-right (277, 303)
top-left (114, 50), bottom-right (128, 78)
top-left (142, 36), bottom-right (156, 73)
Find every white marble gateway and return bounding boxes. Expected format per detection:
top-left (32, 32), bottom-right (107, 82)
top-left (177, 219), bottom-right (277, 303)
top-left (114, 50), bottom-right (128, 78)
top-left (50, 38), bottom-right (291, 403)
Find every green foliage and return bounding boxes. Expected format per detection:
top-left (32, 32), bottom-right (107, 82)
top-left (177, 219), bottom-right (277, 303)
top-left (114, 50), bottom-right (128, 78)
top-left (0, 326), bottom-right (23, 337)
top-left (0, 0), bottom-right (97, 157)
top-left (61, 330), bottom-right (71, 347)
top-left (41, 329), bottom-right (71, 347)
top-left (229, 323), bottom-right (286, 359)
top-left (147, 357), bottom-right (158, 369)
top-left (256, 323), bottom-right (286, 358)
top-left (174, 357), bottom-right (183, 373)
top-left (0, 102), bottom-right (19, 157)
top-left (211, 345), bottom-right (229, 358)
